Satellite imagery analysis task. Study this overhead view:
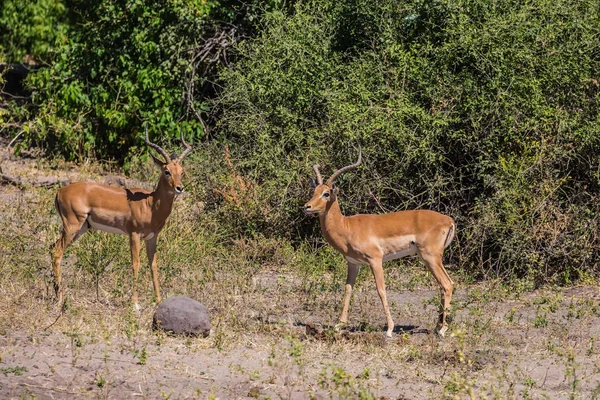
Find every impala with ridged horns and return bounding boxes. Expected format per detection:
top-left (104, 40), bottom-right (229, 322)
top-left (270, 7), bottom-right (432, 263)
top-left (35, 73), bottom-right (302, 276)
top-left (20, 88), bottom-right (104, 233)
top-left (50, 124), bottom-right (193, 309)
top-left (303, 148), bottom-right (456, 337)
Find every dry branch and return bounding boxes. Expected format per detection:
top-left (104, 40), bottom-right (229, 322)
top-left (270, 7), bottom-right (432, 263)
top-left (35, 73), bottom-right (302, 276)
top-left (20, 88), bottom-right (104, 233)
top-left (183, 27), bottom-right (238, 135)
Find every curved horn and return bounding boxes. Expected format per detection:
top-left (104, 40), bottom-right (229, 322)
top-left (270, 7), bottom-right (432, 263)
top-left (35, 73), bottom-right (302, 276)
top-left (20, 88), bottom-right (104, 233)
top-left (313, 164), bottom-right (323, 185)
top-left (325, 144), bottom-right (362, 186)
top-left (176, 128), bottom-right (193, 161)
top-left (144, 122), bottom-right (172, 163)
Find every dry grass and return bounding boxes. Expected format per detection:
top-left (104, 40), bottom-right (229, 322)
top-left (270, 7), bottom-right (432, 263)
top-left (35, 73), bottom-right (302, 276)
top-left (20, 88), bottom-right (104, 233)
top-left (1, 153), bottom-right (600, 399)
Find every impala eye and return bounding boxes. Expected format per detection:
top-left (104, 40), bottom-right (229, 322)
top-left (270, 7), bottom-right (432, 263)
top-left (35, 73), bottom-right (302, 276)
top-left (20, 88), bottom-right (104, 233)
top-left (323, 192), bottom-right (330, 198)
top-left (164, 169), bottom-right (171, 177)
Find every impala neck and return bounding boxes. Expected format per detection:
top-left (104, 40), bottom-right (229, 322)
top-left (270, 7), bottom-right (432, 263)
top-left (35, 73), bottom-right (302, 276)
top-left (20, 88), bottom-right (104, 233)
top-left (152, 177), bottom-right (176, 213)
top-left (319, 198), bottom-right (349, 248)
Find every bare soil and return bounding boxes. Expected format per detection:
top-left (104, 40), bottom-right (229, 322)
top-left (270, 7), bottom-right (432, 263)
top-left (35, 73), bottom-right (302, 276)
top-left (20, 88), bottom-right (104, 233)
top-left (1, 142), bottom-right (600, 399)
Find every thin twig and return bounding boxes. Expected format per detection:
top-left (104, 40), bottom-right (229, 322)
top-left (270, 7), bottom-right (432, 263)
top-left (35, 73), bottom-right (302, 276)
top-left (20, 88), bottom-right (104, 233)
top-left (183, 27), bottom-right (238, 135)
top-left (7, 129), bottom-right (24, 149)
top-left (43, 300), bottom-right (66, 331)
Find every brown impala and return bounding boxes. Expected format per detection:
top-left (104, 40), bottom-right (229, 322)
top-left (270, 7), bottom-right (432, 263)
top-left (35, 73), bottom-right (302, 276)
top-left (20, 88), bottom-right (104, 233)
top-left (304, 148), bottom-right (456, 337)
top-left (50, 124), bottom-right (193, 309)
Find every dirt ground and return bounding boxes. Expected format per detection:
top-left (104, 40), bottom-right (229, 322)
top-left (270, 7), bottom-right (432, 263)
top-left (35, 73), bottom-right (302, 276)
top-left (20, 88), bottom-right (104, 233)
top-left (2, 284), bottom-right (600, 399)
top-left (1, 141), bottom-right (600, 399)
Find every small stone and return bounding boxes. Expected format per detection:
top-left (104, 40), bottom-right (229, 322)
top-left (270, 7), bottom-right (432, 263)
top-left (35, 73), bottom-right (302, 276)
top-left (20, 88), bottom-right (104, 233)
top-left (153, 296), bottom-right (210, 337)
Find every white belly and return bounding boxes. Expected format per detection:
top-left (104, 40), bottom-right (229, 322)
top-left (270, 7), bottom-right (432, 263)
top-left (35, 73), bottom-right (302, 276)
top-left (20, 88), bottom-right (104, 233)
top-left (88, 218), bottom-right (127, 235)
top-left (383, 245), bottom-right (417, 261)
top-left (143, 232), bottom-right (155, 240)
top-left (345, 244), bottom-right (417, 265)
top-left (345, 256), bottom-right (364, 265)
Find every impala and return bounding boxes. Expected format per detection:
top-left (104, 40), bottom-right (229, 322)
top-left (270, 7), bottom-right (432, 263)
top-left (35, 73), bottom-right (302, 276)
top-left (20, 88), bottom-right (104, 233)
top-left (50, 124), bottom-right (193, 309)
top-left (303, 148), bottom-right (456, 337)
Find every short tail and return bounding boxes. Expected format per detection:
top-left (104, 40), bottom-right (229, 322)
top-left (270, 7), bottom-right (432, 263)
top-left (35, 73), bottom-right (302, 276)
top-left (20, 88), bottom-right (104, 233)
top-left (54, 193), bottom-right (62, 218)
top-left (443, 223), bottom-right (455, 249)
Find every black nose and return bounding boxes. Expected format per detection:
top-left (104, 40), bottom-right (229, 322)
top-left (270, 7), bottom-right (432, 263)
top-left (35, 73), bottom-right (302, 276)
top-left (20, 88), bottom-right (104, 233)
top-left (175, 186), bottom-right (184, 193)
top-left (304, 205), bottom-right (311, 210)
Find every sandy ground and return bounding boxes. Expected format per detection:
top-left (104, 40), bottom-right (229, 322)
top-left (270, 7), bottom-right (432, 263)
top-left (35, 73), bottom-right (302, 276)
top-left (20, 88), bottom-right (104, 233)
top-left (2, 279), bottom-right (600, 399)
top-left (1, 139), bottom-right (600, 399)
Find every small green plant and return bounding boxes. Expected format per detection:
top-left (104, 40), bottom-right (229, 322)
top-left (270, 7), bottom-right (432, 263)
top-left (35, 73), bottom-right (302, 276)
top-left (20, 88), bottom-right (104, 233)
top-left (1, 366), bottom-right (28, 376)
top-left (505, 307), bottom-right (517, 323)
top-left (249, 369), bottom-right (261, 381)
top-left (523, 376), bottom-right (536, 388)
top-left (133, 347), bottom-right (148, 365)
top-left (76, 230), bottom-right (125, 301)
top-left (123, 309), bottom-right (140, 343)
top-left (94, 371), bottom-right (106, 388)
top-left (533, 312), bottom-right (548, 328)
top-left (357, 368), bottom-right (370, 380)
top-left (318, 365), bottom-right (375, 399)
top-left (247, 386), bottom-right (261, 398)
top-left (63, 331), bottom-right (83, 367)
top-left (443, 372), bottom-right (476, 399)
top-left (587, 337), bottom-right (596, 356)
top-left (565, 348), bottom-right (580, 400)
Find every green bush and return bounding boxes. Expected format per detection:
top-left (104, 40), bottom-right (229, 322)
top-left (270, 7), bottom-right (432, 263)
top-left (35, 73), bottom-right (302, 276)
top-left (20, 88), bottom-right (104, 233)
top-left (21, 0), bottom-right (216, 159)
top-left (3, 0), bottom-right (286, 159)
top-left (0, 0), bottom-right (68, 63)
top-left (211, 0), bottom-right (600, 282)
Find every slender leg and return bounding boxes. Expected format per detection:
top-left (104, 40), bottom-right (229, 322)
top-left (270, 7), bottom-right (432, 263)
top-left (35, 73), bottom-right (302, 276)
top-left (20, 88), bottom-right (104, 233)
top-left (72, 222), bottom-right (89, 243)
top-left (419, 250), bottom-right (454, 337)
top-left (50, 218), bottom-right (88, 304)
top-left (50, 230), bottom-right (70, 304)
top-left (145, 236), bottom-right (161, 304)
top-left (339, 262), bottom-right (360, 324)
top-left (130, 233), bottom-right (141, 310)
top-left (368, 258), bottom-right (394, 337)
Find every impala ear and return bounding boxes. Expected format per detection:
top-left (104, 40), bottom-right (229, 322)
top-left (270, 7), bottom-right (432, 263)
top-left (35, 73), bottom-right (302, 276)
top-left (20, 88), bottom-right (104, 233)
top-left (151, 154), bottom-right (165, 167)
top-left (332, 183), bottom-right (339, 194)
top-left (309, 178), bottom-right (317, 189)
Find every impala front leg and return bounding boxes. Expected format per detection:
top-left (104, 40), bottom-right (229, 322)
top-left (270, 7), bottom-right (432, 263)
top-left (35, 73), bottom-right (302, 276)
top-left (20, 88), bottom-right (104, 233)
top-left (145, 236), bottom-right (162, 304)
top-left (369, 258), bottom-right (394, 338)
top-left (130, 233), bottom-right (141, 311)
top-left (339, 262), bottom-right (360, 327)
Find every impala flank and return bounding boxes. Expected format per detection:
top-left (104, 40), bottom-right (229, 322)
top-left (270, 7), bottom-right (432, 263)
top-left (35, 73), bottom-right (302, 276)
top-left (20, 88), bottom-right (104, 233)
top-left (50, 125), bottom-right (193, 309)
top-left (304, 148), bottom-right (455, 337)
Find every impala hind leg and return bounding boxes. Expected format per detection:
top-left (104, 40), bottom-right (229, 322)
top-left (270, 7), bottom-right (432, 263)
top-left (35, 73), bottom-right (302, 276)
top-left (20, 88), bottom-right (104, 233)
top-left (337, 262), bottom-right (359, 330)
top-left (130, 233), bottom-right (142, 311)
top-left (145, 236), bottom-right (162, 304)
top-left (419, 250), bottom-right (454, 337)
top-left (50, 218), bottom-right (89, 304)
top-left (369, 258), bottom-right (394, 338)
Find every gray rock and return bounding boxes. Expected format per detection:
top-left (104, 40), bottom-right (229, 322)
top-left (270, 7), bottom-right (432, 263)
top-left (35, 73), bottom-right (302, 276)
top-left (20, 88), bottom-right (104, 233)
top-left (153, 296), bottom-right (210, 337)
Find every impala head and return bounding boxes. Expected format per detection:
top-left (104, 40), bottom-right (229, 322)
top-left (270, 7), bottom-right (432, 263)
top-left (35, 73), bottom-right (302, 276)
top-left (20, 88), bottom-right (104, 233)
top-left (303, 146), bottom-right (362, 216)
top-left (145, 123), bottom-right (193, 194)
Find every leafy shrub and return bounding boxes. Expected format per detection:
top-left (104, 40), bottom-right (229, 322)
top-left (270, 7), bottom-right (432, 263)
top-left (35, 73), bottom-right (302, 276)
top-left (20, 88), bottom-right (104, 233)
top-left (0, 0), bottom-right (68, 63)
top-left (211, 0), bottom-right (600, 282)
top-left (20, 0), bottom-right (216, 159)
top-left (3, 0), bottom-right (286, 159)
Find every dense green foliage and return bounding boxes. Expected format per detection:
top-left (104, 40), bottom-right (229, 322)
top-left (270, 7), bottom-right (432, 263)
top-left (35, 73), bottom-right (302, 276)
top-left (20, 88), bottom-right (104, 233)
top-left (1, 0), bottom-right (284, 159)
top-left (2, 0), bottom-right (600, 282)
top-left (211, 0), bottom-right (600, 282)
top-left (0, 0), bottom-right (68, 63)
top-left (27, 0), bottom-right (214, 158)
